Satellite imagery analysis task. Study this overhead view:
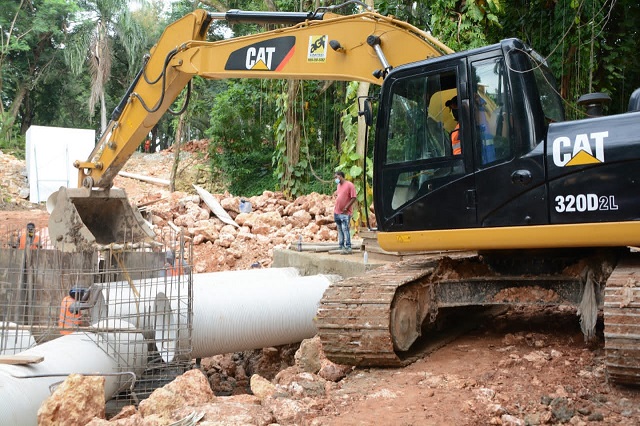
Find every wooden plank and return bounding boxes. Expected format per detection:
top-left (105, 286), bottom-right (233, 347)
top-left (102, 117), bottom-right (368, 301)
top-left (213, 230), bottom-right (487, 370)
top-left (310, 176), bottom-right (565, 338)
top-left (0, 354), bottom-right (44, 365)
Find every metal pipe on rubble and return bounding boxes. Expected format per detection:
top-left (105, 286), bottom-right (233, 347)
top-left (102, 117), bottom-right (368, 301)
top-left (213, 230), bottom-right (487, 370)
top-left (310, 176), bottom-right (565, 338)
top-left (154, 274), bottom-right (338, 361)
top-left (0, 324), bottom-right (147, 426)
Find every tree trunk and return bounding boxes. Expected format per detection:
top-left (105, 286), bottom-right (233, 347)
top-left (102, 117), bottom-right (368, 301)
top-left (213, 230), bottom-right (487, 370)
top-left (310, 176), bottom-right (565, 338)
top-left (19, 90), bottom-right (33, 135)
top-left (100, 91), bottom-right (107, 134)
top-left (6, 33), bottom-right (53, 135)
top-left (7, 83), bottom-right (28, 132)
top-left (285, 79), bottom-right (300, 185)
top-left (170, 112), bottom-right (186, 192)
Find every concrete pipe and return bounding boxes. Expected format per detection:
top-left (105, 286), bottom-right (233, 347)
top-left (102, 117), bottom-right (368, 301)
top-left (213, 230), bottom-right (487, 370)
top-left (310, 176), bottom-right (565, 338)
top-left (0, 324), bottom-right (147, 426)
top-left (154, 274), bottom-right (338, 361)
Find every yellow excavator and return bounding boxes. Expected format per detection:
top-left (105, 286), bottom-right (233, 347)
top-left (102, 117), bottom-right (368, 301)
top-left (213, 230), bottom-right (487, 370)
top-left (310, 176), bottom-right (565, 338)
top-left (48, 3), bottom-right (640, 385)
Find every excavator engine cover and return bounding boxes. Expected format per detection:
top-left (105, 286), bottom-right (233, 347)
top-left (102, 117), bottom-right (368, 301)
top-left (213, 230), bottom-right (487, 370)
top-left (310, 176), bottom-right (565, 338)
top-left (47, 187), bottom-right (155, 252)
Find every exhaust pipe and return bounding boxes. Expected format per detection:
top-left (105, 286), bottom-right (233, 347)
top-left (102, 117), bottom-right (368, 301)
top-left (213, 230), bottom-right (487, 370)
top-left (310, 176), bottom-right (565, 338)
top-left (47, 187), bottom-right (155, 252)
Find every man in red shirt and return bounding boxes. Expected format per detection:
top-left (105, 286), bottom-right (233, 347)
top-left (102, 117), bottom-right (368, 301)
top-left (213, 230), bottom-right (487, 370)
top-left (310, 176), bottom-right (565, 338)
top-left (333, 171), bottom-right (357, 255)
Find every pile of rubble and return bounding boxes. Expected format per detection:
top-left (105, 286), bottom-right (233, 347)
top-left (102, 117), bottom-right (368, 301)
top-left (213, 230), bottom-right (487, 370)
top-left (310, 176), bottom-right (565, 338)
top-left (38, 336), bottom-right (352, 425)
top-left (142, 189), bottom-right (345, 272)
top-left (0, 150), bottom-right (32, 210)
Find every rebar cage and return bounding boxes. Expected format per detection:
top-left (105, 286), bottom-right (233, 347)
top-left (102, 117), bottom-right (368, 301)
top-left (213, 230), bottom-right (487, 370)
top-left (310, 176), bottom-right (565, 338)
top-left (0, 224), bottom-right (194, 410)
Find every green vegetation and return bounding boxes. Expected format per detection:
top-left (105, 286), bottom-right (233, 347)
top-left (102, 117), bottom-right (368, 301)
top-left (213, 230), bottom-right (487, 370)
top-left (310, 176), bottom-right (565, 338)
top-left (1, 0), bottom-right (638, 195)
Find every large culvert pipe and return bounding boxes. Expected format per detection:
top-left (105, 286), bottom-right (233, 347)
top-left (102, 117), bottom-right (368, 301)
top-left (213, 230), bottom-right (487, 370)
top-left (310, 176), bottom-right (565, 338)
top-left (92, 267), bottom-right (301, 340)
top-left (0, 325), bottom-right (147, 426)
top-left (154, 274), bottom-right (337, 361)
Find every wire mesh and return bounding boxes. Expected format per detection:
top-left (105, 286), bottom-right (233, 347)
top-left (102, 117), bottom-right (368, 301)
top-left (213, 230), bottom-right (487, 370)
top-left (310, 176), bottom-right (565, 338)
top-left (0, 223), bottom-right (193, 410)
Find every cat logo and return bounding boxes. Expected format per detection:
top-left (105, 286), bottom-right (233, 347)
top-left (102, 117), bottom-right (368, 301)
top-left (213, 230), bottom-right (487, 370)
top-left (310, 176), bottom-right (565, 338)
top-left (552, 131), bottom-right (608, 167)
top-left (246, 47), bottom-right (276, 70)
top-left (225, 36), bottom-right (296, 71)
top-left (307, 35), bottom-right (327, 63)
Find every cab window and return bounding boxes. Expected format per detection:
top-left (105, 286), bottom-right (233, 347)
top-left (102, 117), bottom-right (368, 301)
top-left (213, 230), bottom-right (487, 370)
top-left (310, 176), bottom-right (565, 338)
top-left (384, 69), bottom-right (464, 210)
top-left (471, 57), bottom-right (513, 167)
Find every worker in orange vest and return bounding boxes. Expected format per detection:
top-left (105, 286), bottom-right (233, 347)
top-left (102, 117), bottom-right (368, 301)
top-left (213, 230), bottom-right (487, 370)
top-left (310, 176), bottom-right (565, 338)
top-left (58, 287), bottom-right (87, 335)
top-left (144, 139), bottom-right (151, 153)
top-left (446, 96), bottom-right (462, 156)
top-left (164, 249), bottom-right (189, 276)
top-left (18, 222), bottom-right (40, 249)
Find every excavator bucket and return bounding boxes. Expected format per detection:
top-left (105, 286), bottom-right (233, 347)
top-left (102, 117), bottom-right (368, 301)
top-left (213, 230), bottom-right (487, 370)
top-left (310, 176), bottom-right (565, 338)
top-left (47, 187), bottom-right (155, 252)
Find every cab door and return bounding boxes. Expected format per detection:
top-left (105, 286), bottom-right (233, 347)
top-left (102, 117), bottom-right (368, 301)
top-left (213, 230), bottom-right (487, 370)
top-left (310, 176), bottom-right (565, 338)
top-left (374, 58), bottom-right (477, 232)
top-left (469, 51), bottom-right (548, 227)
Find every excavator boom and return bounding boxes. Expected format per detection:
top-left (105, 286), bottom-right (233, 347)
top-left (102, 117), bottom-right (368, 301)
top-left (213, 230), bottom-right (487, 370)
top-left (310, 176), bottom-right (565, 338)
top-left (49, 7), bottom-right (451, 251)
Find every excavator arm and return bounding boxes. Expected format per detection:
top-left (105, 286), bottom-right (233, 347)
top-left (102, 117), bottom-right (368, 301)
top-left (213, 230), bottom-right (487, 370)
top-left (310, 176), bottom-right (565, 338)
top-left (79, 8), bottom-right (450, 189)
top-left (48, 7), bottom-right (451, 251)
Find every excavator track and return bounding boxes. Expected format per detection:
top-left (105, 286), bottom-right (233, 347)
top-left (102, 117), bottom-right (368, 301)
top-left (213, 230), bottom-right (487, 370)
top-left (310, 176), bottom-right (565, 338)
top-left (316, 259), bottom-right (436, 367)
top-left (319, 249), bottom-right (640, 385)
top-left (604, 254), bottom-right (640, 385)
top-left (316, 254), bottom-right (498, 367)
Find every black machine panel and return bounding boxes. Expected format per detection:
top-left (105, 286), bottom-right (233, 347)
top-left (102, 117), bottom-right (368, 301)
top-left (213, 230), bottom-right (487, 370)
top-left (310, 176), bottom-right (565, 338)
top-left (546, 112), bottom-right (640, 224)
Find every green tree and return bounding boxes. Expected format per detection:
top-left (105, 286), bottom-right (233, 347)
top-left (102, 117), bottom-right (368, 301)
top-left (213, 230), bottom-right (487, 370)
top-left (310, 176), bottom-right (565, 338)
top-left (0, 0), bottom-right (77, 152)
top-left (207, 79), bottom-right (279, 195)
top-left (64, 0), bottom-right (150, 132)
top-left (428, 0), bottom-right (502, 51)
top-left (498, 0), bottom-right (640, 117)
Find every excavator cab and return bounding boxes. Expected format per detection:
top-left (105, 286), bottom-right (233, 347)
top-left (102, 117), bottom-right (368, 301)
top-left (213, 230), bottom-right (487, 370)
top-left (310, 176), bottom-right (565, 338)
top-left (374, 38), bottom-right (640, 252)
top-left (374, 38), bottom-right (552, 235)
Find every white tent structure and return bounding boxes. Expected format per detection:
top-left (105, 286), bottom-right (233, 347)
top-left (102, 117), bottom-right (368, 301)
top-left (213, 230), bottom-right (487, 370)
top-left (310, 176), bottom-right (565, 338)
top-left (25, 126), bottom-right (94, 203)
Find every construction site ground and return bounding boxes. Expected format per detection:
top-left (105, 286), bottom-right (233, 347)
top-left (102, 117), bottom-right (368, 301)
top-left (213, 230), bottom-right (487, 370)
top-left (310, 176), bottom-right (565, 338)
top-left (2, 147), bottom-right (640, 425)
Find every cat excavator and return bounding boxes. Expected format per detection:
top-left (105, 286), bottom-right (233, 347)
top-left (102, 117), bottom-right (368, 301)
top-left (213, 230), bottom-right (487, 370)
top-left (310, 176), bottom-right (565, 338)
top-left (47, 3), bottom-right (640, 385)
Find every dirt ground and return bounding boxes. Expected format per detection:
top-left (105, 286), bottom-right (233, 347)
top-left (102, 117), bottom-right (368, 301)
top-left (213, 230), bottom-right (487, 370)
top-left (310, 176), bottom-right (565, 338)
top-left (2, 148), bottom-right (640, 425)
top-left (311, 307), bottom-right (640, 425)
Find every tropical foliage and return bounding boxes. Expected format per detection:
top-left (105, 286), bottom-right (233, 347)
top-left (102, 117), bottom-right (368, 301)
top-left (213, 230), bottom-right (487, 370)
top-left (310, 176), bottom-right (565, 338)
top-left (0, 0), bottom-right (638, 193)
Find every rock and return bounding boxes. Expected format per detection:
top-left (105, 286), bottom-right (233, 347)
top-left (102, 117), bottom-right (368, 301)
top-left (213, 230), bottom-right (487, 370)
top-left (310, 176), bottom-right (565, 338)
top-left (255, 211), bottom-right (285, 228)
top-left (185, 395), bottom-right (273, 425)
top-left (501, 414), bottom-right (525, 426)
top-left (85, 413), bottom-right (144, 425)
top-left (474, 387), bottom-right (496, 402)
top-left (264, 396), bottom-right (325, 425)
top-left (250, 374), bottom-right (276, 399)
top-left (220, 196), bottom-right (241, 214)
top-left (290, 209), bottom-right (312, 227)
top-left (550, 397), bottom-right (575, 423)
top-left (295, 336), bottom-right (323, 374)
top-left (109, 405), bottom-right (138, 421)
top-left (37, 374), bottom-right (106, 426)
top-left (139, 369), bottom-right (214, 419)
top-left (217, 229), bottom-right (236, 248)
top-left (235, 212), bottom-right (251, 226)
top-left (317, 358), bottom-right (353, 382)
top-left (587, 412), bottom-right (604, 421)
